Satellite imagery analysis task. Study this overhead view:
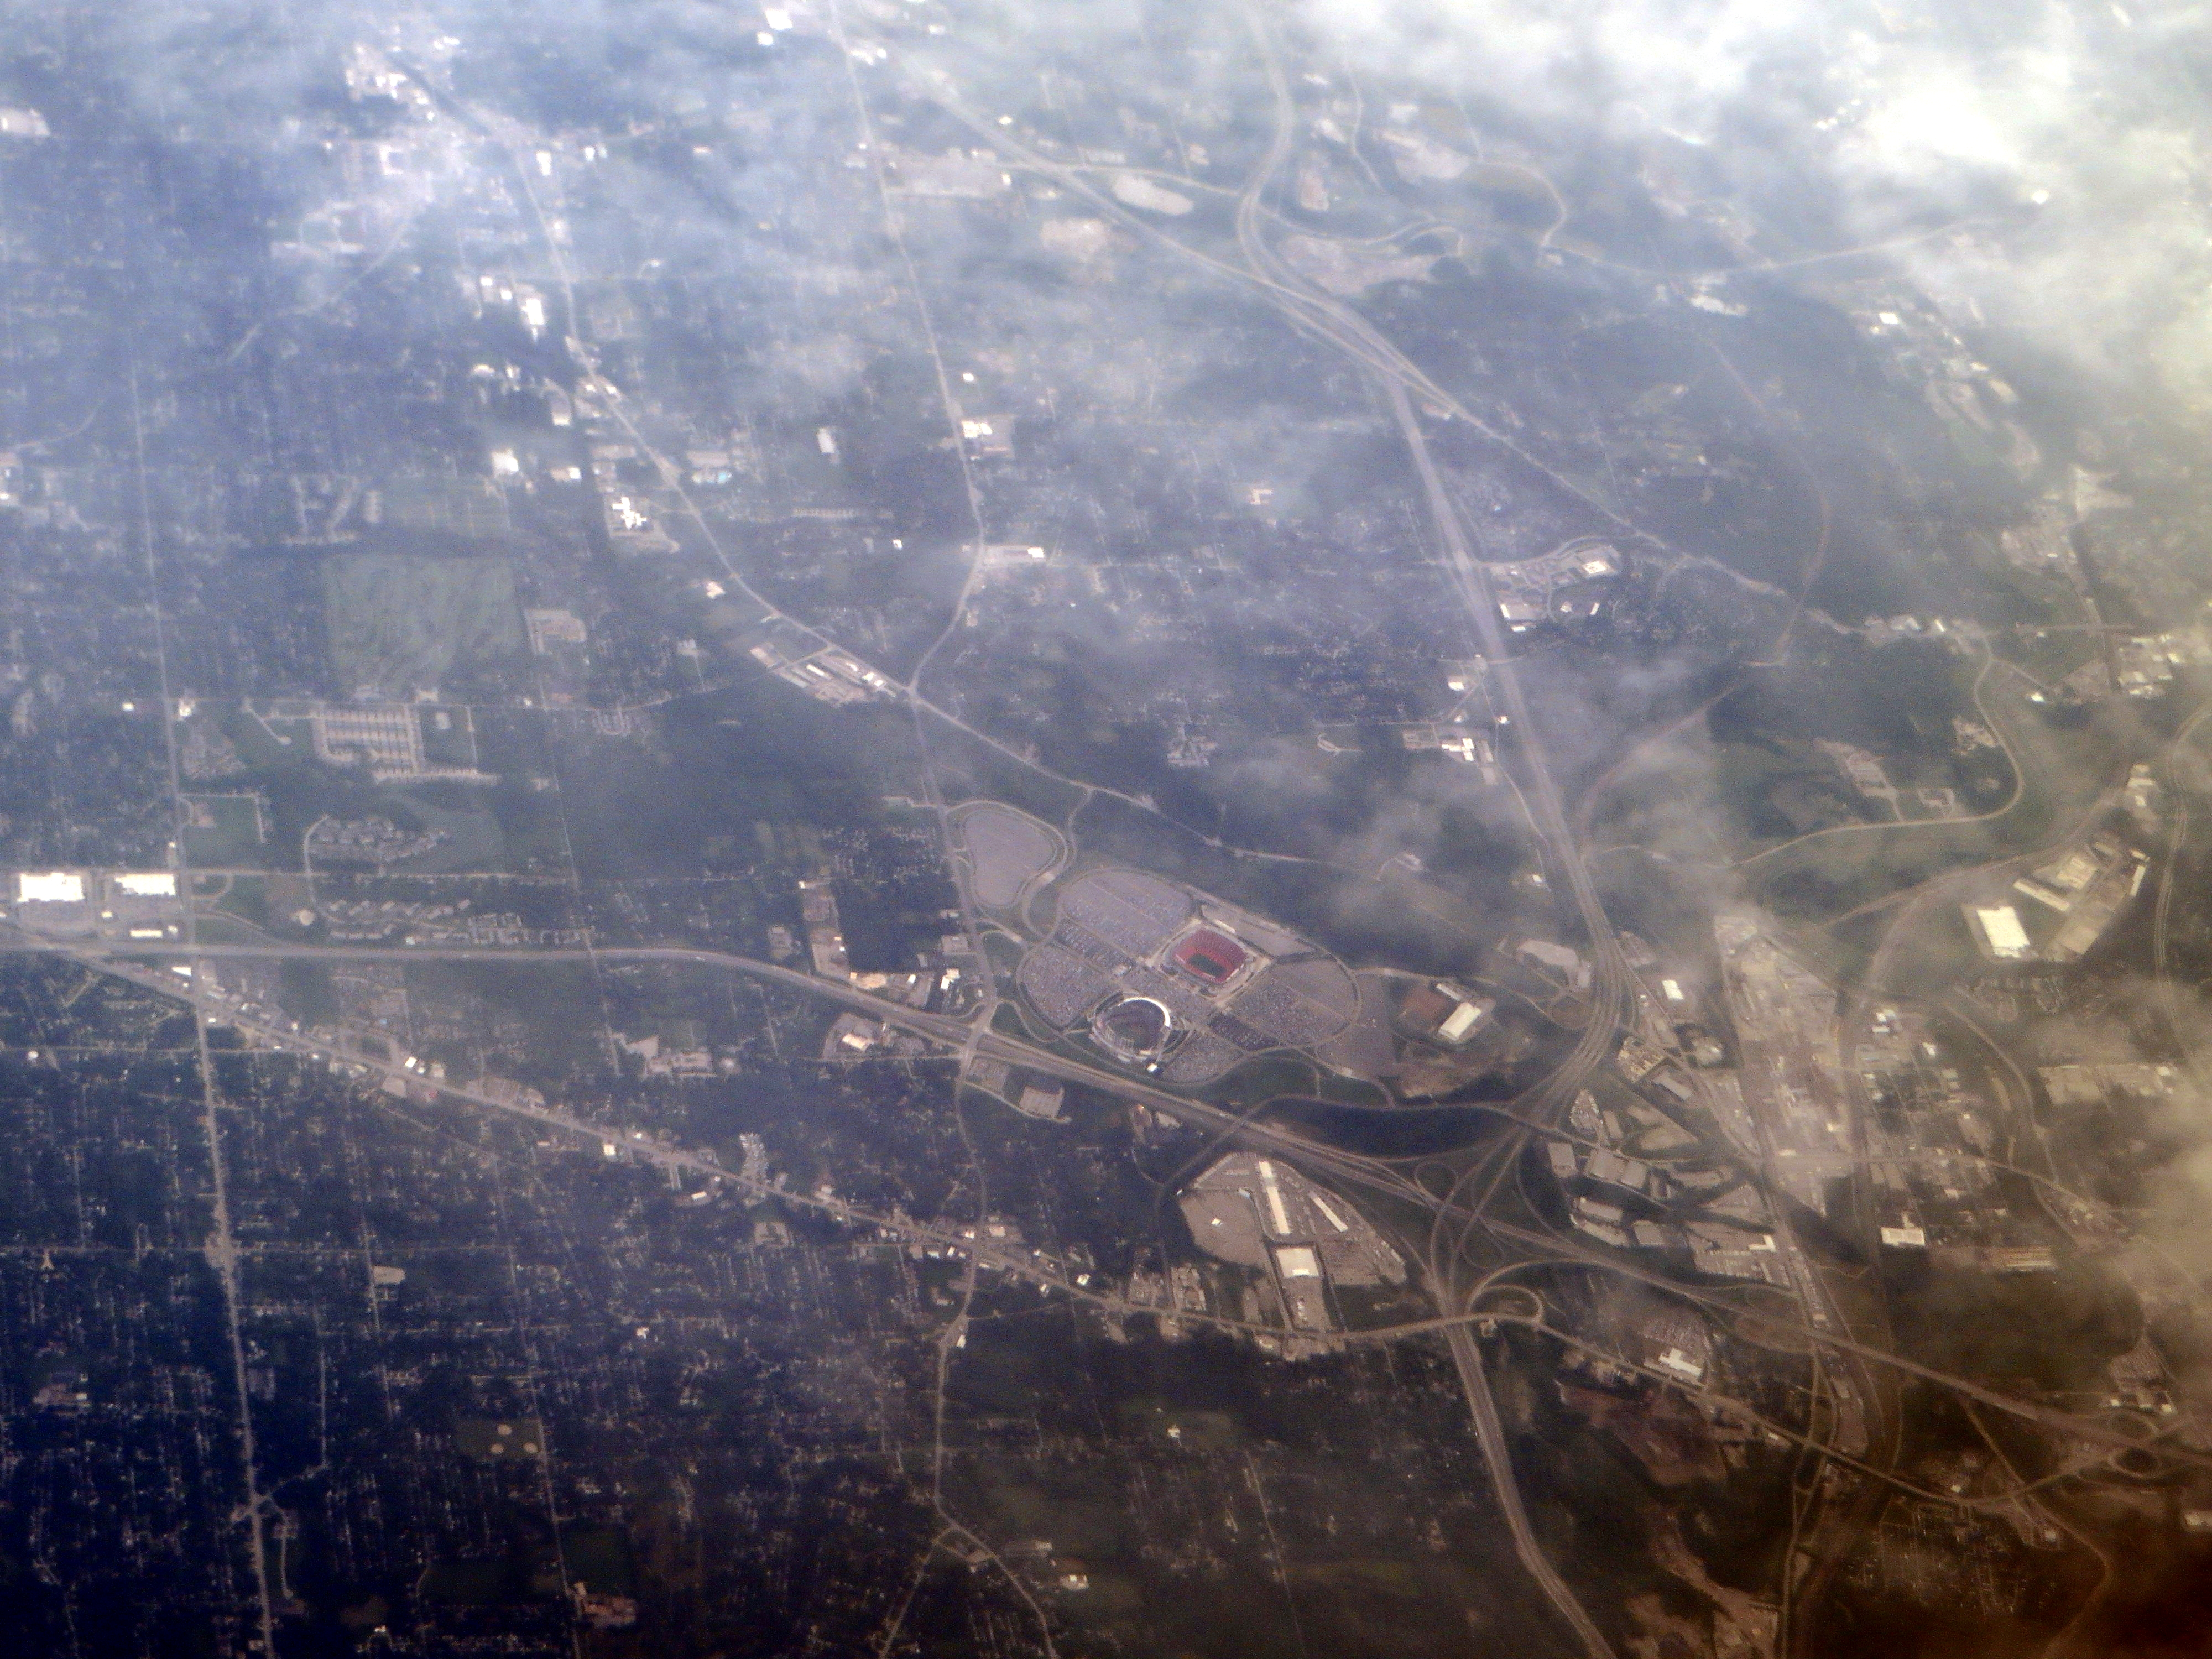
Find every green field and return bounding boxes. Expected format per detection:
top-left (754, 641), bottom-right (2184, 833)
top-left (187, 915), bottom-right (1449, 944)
top-left (180, 794), bottom-right (266, 867)
top-left (324, 553), bottom-right (523, 694)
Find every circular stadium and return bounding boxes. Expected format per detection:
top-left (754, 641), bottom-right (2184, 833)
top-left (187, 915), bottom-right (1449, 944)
top-left (1090, 995), bottom-right (1174, 1063)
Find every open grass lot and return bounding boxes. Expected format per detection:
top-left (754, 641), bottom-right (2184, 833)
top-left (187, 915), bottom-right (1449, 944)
top-left (322, 554), bottom-right (524, 696)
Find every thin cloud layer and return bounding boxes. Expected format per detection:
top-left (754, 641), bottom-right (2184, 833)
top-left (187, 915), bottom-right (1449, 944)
top-left (1297, 0), bottom-right (2212, 408)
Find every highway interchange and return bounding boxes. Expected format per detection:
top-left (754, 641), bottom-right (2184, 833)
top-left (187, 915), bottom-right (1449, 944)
top-left (34, 14), bottom-right (2190, 1653)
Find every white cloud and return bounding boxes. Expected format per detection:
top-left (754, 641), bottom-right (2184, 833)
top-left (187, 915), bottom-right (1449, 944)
top-left (1296, 0), bottom-right (2212, 406)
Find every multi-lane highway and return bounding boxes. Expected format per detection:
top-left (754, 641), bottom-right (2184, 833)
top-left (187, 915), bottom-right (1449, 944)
top-left (18, 932), bottom-right (1431, 1213)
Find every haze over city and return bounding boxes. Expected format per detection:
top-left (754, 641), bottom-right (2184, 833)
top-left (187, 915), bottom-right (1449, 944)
top-left (0, 2), bottom-right (2208, 1656)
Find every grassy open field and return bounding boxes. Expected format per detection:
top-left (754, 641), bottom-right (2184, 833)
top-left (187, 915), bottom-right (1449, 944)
top-left (323, 553), bottom-right (523, 694)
